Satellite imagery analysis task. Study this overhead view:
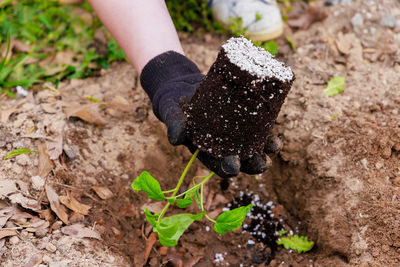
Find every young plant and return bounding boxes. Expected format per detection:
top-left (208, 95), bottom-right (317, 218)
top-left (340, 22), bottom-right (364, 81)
top-left (132, 149), bottom-right (253, 246)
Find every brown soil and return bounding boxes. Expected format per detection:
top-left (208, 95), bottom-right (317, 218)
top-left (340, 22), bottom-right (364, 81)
top-left (185, 44), bottom-right (294, 160)
top-left (1, 0), bottom-right (400, 266)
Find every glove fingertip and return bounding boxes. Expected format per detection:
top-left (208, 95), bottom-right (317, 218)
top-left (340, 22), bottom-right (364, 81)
top-left (264, 135), bottom-right (282, 154)
top-left (220, 155), bottom-right (240, 178)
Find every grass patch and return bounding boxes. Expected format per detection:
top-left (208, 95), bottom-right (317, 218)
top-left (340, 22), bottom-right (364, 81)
top-left (0, 0), bottom-right (126, 90)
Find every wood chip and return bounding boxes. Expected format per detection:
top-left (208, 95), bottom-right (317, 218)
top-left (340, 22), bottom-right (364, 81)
top-left (92, 186), bottom-right (113, 200)
top-left (45, 185), bottom-right (68, 224)
top-left (61, 223), bottom-right (101, 240)
top-left (65, 103), bottom-right (107, 126)
top-left (59, 191), bottom-right (91, 215)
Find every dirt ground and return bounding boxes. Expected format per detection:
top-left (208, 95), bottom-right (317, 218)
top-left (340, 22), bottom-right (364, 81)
top-left (1, 0), bottom-right (400, 266)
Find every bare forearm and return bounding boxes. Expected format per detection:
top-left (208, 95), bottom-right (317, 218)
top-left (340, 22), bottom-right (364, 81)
top-left (88, 0), bottom-right (184, 74)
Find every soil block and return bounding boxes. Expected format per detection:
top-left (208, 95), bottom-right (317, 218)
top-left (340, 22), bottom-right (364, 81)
top-left (184, 36), bottom-right (295, 160)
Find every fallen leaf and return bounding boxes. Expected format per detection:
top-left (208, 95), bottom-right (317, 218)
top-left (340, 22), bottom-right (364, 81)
top-left (184, 255), bottom-right (203, 267)
top-left (8, 193), bottom-right (39, 211)
top-left (12, 39), bottom-right (31, 53)
top-left (46, 135), bottom-right (63, 160)
top-left (61, 223), bottom-right (101, 240)
top-left (45, 185), bottom-right (69, 224)
top-left (0, 207), bottom-right (14, 227)
top-left (288, 7), bottom-right (326, 30)
top-left (65, 103), bottom-right (107, 126)
top-left (38, 209), bottom-right (54, 222)
top-left (38, 144), bottom-right (53, 178)
top-left (142, 202), bottom-right (164, 214)
top-left (118, 204), bottom-right (136, 217)
top-left (69, 211), bottom-right (85, 224)
top-left (0, 180), bottom-right (17, 199)
top-left (23, 254), bottom-right (43, 267)
top-left (335, 32), bottom-right (351, 55)
top-left (0, 229), bottom-right (17, 239)
top-left (144, 232), bottom-right (157, 263)
top-left (92, 186), bottom-right (113, 200)
top-left (0, 108), bottom-right (17, 123)
top-left (59, 191), bottom-right (91, 215)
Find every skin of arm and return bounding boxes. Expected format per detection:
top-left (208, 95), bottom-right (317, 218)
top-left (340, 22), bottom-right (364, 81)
top-left (88, 0), bottom-right (184, 74)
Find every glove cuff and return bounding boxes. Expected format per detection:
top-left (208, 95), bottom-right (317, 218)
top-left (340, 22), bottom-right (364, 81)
top-left (140, 51), bottom-right (201, 101)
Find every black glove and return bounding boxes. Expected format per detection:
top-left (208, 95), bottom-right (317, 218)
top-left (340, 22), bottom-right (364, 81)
top-left (140, 51), bottom-right (281, 178)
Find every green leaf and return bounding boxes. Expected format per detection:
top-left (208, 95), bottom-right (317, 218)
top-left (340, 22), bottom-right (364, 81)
top-left (5, 148), bottom-right (37, 160)
top-left (175, 197), bottom-right (193, 208)
top-left (262, 41), bottom-right (278, 56)
top-left (324, 76), bottom-right (345, 97)
top-left (154, 213), bottom-right (203, 247)
top-left (131, 171), bottom-right (165, 200)
top-left (144, 208), bottom-right (158, 227)
top-left (214, 204), bottom-right (253, 235)
top-left (276, 234), bottom-right (314, 253)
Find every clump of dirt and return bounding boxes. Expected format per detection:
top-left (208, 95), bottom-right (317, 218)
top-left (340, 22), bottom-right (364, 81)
top-left (184, 37), bottom-right (294, 160)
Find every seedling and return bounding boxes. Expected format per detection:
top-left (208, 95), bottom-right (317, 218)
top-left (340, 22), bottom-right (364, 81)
top-left (4, 147), bottom-right (37, 159)
top-left (132, 150), bottom-right (253, 246)
top-left (276, 230), bottom-right (314, 253)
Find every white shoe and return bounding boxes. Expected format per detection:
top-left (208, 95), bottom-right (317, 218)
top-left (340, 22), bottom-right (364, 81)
top-left (210, 0), bottom-right (283, 42)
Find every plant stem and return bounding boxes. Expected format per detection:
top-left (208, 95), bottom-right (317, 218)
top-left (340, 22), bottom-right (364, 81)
top-left (171, 149), bottom-right (199, 198)
top-left (205, 214), bottom-right (216, 223)
top-left (157, 149), bottom-right (200, 224)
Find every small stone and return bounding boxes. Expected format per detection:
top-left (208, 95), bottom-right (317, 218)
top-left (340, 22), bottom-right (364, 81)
top-left (16, 154), bottom-right (30, 166)
top-left (9, 236), bottom-right (19, 245)
top-left (42, 255), bottom-right (52, 263)
top-left (380, 12), bottom-right (396, 28)
top-left (63, 144), bottom-right (78, 159)
top-left (35, 227), bottom-right (48, 238)
top-left (45, 242), bottom-right (57, 253)
top-left (351, 13), bottom-right (364, 27)
top-left (375, 161), bottom-right (384, 170)
top-left (49, 261), bottom-right (68, 267)
top-left (31, 176), bottom-right (45, 190)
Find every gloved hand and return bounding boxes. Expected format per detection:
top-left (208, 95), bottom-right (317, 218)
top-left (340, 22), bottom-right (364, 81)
top-left (140, 51), bottom-right (281, 178)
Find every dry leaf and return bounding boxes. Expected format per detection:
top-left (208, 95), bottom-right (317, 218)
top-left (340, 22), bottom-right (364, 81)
top-left (45, 185), bottom-right (69, 224)
top-left (61, 223), bottom-right (101, 240)
top-left (184, 255), bottom-right (203, 267)
top-left (8, 193), bottom-right (39, 211)
top-left (59, 191), bottom-right (91, 215)
top-left (335, 32), bottom-right (351, 55)
top-left (38, 209), bottom-right (54, 222)
top-left (118, 204), bottom-right (136, 217)
top-left (142, 202), bottom-right (164, 214)
top-left (0, 180), bottom-right (17, 199)
top-left (0, 108), bottom-right (18, 123)
top-left (0, 207), bottom-right (14, 227)
top-left (144, 232), bottom-right (157, 263)
top-left (92, 186), bottom-right (113, 200)
top-left (65, 103), bottom-right (107, 126)
top-left (12, 39), bottom-right (31, 53)
top-left (38, 144), bottom-right (53, 178)
top-left (46, 135), bottom-right (63, 160)
top-left (288, 7), bottom-right (326, 30)
top-left (0, 229), bottom-right (17, 239)
top-left (23, 254), bottom-right (43, 267)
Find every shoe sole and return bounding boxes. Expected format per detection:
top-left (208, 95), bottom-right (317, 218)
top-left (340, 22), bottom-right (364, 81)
top-left (246, 22), bottom-right (283, 42)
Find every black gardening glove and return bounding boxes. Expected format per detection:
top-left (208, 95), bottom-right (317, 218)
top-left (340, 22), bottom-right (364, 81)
top-left (140, 51), bottom-right (281, 178)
